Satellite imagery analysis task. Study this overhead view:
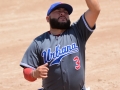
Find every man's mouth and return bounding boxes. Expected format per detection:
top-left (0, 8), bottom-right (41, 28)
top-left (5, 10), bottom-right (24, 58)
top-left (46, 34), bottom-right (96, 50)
top-left (58, 16), bottom-right (67, 20)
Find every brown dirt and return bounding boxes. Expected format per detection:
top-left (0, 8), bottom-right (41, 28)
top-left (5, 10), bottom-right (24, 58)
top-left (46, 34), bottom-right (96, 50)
top-left (0, 0), bottom-right (120, 90)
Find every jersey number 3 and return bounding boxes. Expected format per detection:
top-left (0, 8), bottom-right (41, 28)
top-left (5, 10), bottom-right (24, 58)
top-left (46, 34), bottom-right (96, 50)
top-left (73, 56), bottom-right (81, 70)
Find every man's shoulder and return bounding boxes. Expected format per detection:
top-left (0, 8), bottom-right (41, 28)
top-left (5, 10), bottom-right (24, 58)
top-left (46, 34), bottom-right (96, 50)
top-left (34, 31), bottom-right (49, 42)
top-left (71, 15), bottom-right (83, 26)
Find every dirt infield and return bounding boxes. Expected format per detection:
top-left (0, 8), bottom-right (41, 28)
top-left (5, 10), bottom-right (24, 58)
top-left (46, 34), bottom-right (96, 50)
top-left (0, 0), bottom-right (120, 90)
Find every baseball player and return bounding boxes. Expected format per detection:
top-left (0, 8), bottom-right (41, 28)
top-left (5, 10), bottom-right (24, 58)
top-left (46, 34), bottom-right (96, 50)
top-left (20, 0), bottom-right (100, 90)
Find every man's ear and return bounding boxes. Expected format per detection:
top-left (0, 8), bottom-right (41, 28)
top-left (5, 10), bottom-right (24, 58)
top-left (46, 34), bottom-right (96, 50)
top-left (46, 16), bottom-right (50, 22)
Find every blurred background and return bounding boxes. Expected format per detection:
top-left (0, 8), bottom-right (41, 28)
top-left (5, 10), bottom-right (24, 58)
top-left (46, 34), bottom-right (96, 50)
top-left (0, 0), bottom-right (120, 90)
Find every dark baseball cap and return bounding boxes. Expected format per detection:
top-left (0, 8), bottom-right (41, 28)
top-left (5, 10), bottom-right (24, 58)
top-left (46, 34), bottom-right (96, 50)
top-left (47, 2), bottom-right (73, 16)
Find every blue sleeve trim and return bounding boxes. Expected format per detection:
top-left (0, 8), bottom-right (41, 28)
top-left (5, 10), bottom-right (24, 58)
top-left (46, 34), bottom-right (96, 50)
top-left (82, 14), bottom-right (96, 32)
top-left (20, 63), bottom-right (36, 69)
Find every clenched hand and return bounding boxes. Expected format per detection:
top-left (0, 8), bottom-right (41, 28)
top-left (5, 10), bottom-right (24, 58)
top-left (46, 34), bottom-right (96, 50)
top-left (32, 63), bottom-right (49, 79)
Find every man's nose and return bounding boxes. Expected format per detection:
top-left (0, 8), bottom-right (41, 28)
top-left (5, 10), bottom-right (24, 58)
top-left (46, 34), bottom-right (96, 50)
top-left (60, 12), bottom-right (65, 16)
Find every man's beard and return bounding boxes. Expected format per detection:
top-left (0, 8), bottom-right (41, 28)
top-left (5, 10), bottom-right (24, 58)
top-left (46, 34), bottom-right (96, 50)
top-left (49, 17), bottom-right (71, 30)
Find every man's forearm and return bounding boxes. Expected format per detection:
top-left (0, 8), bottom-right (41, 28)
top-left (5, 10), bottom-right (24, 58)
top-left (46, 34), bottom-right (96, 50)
top-left (85, 0), bottom-right (101, 12)
top-left (84, 0), bottom-right (101, 28)
top-left (23, 68), bottom-right (37, 82)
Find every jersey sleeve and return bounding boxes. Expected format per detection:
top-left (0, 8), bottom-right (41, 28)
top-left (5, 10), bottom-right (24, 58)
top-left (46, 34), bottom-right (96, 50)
top-left (72, 14), bottom-right (96, 43)
top-left (20, 40), bottom-right (42, 69)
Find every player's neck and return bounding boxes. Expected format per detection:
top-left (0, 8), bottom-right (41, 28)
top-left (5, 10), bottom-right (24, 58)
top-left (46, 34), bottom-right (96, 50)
top-left (50, 28), bottom-right (65, 35)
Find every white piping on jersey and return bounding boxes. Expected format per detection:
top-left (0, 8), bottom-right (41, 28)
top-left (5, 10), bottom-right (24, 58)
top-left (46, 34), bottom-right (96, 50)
top-left (82, 15), bottom-right (94, 32)
top-left (20, 63), bottom-right (36, 69)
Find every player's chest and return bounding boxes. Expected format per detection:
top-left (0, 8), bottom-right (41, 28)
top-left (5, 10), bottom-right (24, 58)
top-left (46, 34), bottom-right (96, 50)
top-left (40, 35), bottom-right (79, 65)
top-left (41, 34), bottom-right (78, 51)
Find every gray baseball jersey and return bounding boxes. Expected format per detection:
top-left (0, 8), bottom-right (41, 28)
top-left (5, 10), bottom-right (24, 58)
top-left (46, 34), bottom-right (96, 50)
top-left (20, 14), bottom-right (95, 90)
